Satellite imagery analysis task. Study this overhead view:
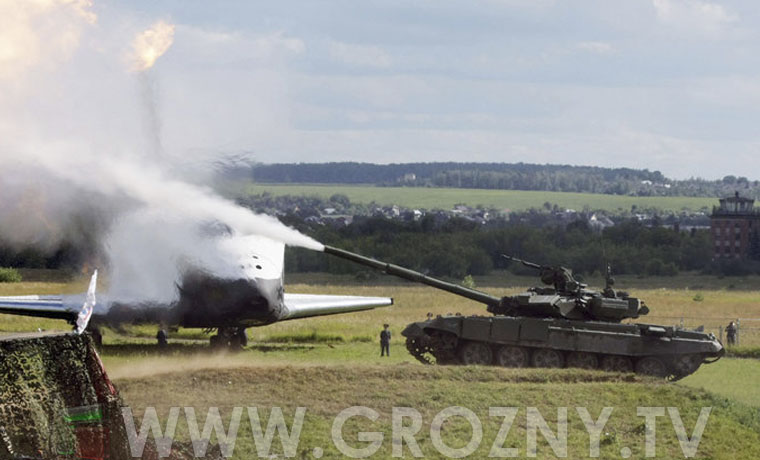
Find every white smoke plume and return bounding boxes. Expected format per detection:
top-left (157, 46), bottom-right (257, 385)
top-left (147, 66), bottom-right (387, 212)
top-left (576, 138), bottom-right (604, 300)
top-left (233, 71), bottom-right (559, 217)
top-left (0, 1), bottom-right (323, 304)
top-left (0, 0), bottom-right (96, 80)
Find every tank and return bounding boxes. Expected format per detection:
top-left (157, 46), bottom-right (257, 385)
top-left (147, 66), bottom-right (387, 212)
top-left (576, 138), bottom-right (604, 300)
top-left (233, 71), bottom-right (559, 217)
top-left (324, 246), bottom-right (724, 380)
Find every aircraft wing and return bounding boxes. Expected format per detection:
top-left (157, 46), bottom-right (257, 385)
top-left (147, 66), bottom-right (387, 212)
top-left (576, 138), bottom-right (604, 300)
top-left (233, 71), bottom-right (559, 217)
top-left (0, 295), bottom-right (77, 321)
top-left (0, 271), bottom-right (98, 333)
top-left (281, 293), bottom-right (393, 320)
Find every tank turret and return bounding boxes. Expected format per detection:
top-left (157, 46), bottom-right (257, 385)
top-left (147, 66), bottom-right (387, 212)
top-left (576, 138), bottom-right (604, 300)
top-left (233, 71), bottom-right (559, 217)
top-left (495, 255), bottom-right (650, 322)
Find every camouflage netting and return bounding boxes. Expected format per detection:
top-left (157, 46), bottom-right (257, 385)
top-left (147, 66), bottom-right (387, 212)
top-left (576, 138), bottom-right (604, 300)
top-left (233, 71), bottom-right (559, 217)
top-left (0, 333), bottom-right (129, 459)
top-left (0, 333), bottom-right (220, 460)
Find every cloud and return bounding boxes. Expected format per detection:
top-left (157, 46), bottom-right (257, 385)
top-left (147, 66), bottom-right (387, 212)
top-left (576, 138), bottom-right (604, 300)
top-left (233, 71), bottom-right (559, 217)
top-left (253, 31), bottom-right (305, 56)
top-left (176, 27), bottom-right (305, 64)
top-left (651, 0), bottom-right (738, 36)
top-left (576, 41), bottom-right (615, 55)
top-left (329, 40), bottom-right (392, 68)
top-left (7, 0), bottom-right (756, 181)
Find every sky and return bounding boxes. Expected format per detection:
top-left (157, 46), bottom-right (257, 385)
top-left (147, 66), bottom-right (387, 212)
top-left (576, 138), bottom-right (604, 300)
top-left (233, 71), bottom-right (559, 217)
top-left (5, 0), bottom-right (760, 180)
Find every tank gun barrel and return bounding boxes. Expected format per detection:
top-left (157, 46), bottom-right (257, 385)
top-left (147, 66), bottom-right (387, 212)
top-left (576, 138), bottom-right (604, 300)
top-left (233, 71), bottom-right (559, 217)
top-left (324, 246), bottom-right (500, 306)
top-left (501, 254), bottom-right (544, 270)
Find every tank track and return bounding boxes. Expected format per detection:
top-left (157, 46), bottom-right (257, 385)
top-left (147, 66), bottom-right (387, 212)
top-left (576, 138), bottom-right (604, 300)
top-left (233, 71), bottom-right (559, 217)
top-left (405, 331), bottom-right (458, 365)
top-left (405, 337), bottom-right (434, 365)
top-left (408, 333), bottom-right (711, 380)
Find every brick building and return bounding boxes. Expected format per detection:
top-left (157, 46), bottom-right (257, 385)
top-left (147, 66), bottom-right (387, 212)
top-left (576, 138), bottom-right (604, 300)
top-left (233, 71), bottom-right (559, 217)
top-left (710, 192), bottom-right (760, 258)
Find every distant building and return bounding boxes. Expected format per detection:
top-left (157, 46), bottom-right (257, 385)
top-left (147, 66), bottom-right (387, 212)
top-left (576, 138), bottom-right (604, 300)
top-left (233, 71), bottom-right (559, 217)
top-left (588, 213), bottom-right (614, 232)
top-left (710, 192), bottom-right (760, 258)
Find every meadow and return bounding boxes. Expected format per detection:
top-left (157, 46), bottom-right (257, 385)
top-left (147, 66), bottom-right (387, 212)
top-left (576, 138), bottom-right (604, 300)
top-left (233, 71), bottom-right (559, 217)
top-left (241, 183), bottom-right (716, 213)
top-left (2, 274), bottom-right (760, 458)
top-left (115, 364), bottom-right (760, 459)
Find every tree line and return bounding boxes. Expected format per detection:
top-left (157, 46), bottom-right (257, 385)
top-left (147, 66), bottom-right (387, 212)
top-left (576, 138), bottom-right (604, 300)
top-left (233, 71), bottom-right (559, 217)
top-left (283, 215), bottom-right (720, 279)
top-left (249, 162), bottom-right (760, 198)
top-left (1, 210), bottom-right (755, 279)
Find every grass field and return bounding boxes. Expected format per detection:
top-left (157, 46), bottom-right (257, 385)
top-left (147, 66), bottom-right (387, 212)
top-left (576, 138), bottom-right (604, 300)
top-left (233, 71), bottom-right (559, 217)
top-left (2, 275), bottom-right (760, 458)
top-left (241, 183), bottom-right (716, 213)
top-left (681, 358), bottom-right (760, 407)
top-left (114, 364), bottom-right (760, 459)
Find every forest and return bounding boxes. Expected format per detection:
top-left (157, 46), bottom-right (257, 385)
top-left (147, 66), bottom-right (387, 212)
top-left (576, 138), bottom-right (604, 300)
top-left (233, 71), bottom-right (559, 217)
top-left (282, 215), bottom-right (733, 279)
top-left (1, 212), bottom-right (757, 279)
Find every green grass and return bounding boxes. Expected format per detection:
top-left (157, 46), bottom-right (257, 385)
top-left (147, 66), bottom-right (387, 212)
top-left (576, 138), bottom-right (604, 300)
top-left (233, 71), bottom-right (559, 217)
top-left (241, 183), bottom-right (716, 213)
top-left (680, 358), bottom-right (760, 407)
top-left (115, 365), bottom-right (760, 459)
top-left (1, 275), bottom-right (758, 458)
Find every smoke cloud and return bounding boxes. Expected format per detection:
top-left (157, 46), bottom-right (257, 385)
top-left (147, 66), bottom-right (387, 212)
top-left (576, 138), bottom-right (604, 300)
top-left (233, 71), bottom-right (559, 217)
top-left (0, 1), bottom-right (323, 304)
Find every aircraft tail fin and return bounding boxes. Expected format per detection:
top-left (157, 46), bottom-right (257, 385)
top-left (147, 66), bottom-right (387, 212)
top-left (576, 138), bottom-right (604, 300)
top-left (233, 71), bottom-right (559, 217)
top-left (75, 270), bottom-right (98, 335)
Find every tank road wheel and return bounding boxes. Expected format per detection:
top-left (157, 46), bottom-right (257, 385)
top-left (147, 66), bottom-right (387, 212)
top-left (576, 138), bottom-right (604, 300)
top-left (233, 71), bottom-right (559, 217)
top-left (429, 331), bottom-right (459, 365)
top-left (635, 357), bottom-right (668, 378)
top-left (567, 352), bottom-right (598, 370)
top-left (672, 354), bottom-right (702, 379)
top-left (600, 355), bottom-right (633, 373)
top-left (458, 341), bottom-right (493, 365)
top-left (496, 346), bottom-right (530, 368)
top-left (531, 348), bottom-right (565, 368)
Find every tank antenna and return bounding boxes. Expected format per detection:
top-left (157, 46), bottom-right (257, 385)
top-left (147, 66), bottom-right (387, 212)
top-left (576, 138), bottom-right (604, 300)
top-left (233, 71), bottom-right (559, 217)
top-left (600, 232), bottom-right (613, 291)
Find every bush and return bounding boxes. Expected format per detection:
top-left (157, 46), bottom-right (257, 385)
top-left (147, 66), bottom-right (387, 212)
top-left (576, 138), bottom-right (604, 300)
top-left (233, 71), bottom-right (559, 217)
top-left (0, 267), bottom-right (21, 283)
top-left (461, 275), bottom-right (476, 289)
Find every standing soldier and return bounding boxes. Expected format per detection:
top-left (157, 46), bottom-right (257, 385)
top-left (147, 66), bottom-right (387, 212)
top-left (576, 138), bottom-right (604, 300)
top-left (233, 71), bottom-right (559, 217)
top-left (726, 321), bottom-right (737, 346)
top-left (156, 326), bottom-right (168, 350)
top-left (380, 324), bottom-right (391, 357)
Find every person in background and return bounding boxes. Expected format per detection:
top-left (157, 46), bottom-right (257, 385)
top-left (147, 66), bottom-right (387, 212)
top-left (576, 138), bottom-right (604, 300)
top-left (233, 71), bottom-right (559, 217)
top-left (726, 321), bottom-right (737, 346)
top-left (380, 324), bottom-right (391, 357)
top-left (156, 326), bottom-right (168, 350)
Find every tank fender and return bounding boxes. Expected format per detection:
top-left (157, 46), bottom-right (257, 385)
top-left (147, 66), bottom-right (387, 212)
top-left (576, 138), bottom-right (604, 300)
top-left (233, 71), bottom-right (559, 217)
top-left (402, 316), bottom-right (463, 339)
top-left (428, 316), bottom-right (464, 335)
top-left (401, 321), bottom-right (427, 338)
